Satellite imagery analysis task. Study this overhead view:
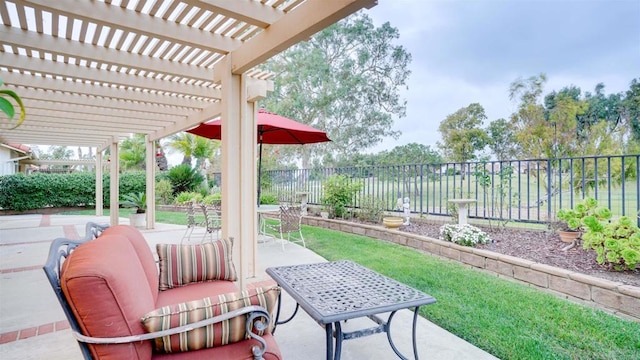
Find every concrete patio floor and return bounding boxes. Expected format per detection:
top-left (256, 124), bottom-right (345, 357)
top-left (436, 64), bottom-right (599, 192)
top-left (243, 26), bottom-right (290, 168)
top-left (0, 214), bottom-right (499, 359)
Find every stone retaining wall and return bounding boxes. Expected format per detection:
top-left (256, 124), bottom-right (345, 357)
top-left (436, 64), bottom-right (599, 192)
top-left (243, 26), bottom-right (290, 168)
top-left (302, 217), bottom-right (640, 321)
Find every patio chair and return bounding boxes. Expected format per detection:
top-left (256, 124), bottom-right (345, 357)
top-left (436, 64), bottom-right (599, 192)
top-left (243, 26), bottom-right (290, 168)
top-left (200, 203), bottom-right (221, 242)
top-left (180, 201), bottom-right (205, 243)
top-left (267, 205), bottom-right (305, 251)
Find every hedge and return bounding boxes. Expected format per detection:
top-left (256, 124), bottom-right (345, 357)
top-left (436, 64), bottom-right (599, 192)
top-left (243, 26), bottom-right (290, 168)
top-left (0, 171), bottom-right (152, 211)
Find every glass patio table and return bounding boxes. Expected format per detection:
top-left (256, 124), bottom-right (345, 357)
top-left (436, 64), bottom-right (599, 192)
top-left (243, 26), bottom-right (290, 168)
top-left (266, 260), bottom-right (436, 360)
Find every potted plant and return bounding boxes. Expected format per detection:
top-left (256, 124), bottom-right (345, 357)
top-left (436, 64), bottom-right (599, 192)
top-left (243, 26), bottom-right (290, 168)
top-left (554, 197), bottom-right (607, 243)
top-left (120, 192), bottom-right (147, 229)
top-left (554, 208), bottom-right (582, 243)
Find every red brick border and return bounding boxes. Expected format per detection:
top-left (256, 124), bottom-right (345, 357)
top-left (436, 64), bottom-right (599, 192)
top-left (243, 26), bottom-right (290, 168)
top-left (39, 214), bottom-right (51, 227)
top-left (0, 320), bottom-right (70, 344)
top-left (63, 224), bottom-right (80, 240)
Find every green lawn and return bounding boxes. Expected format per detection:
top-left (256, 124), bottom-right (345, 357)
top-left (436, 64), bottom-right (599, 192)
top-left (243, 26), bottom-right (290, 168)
top-left (300, 224), bottom-right (640, 360)
top-left (61, 210), bottom-right (640, 359)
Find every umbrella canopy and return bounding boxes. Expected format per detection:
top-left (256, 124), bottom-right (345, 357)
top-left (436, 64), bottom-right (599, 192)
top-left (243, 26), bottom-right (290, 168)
top-left (187, 108), bottom-right (331, 204)
top-left (187, 108), bottom-right (331, 144)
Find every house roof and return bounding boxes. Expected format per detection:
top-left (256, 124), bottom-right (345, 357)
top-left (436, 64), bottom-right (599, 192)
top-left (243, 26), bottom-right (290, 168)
top-left (0, 0), bottom-right (376, 151)
top-left (1, 142), bottom-right (30, 154)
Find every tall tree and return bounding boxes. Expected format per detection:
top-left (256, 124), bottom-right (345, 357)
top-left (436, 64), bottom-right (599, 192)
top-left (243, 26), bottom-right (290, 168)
top-left (379, 143), bottom-right (442, 165)
top-left (37, 145), bottom-right (74, 171)
top-left (509, 74), bottom-right (552, 159)
top-left (261, 12), bottom-right (411, 168)
top-left (487, 118), bottom-right (519, 161)
top-left (437, 103), bottom-right (490, 163)
top-left (623, 78), bottom-right (640, 141)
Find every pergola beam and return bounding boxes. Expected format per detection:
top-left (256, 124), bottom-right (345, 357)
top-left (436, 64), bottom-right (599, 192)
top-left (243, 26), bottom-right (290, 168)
top-left (0, 71), bottom-right (215, 108)
top-left (21, 0), bottom-right (241, 53)
top-left (0, 52), bottom-right (221, 99)
top-left (0, 26), bottom-right (214, 83)
top-left (231, 0), bottom-right (377, 74)
top-left (18, 90), bottom-right (193, 118)
top-left (189, 0), bottom-right (283, 28)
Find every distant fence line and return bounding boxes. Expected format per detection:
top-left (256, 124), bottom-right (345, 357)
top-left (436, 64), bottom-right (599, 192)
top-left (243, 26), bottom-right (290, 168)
top-left (262, 154), bottom-right (640, 225)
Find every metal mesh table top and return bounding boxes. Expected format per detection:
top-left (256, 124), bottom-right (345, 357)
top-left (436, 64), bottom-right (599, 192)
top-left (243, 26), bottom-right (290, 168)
top-left (266, 260), bottom-right (436, 324)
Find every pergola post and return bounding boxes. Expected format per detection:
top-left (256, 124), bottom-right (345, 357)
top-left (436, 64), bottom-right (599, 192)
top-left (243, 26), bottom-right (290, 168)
top-left (145, 135), bottom-right (156, 229)
top-left (95, 150), bottom-right (103, 216)
top-left (219, 55), bottom-right (258, 289)
top-left (109, 139), bottom-right (119, 226)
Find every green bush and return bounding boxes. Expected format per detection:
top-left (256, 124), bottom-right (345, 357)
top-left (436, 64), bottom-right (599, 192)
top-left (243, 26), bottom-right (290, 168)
top-left (155, 179), bottom-right (173, 205)
top-left (167, 164), bottom-right (204, 195)
top-left (173, 191), bottom-right (203, 205)
top-left (203, 193), bottom-right (222, 206)
top-left (259, 192), bottom-right (279, 205)
top-left (321, 174), bottom-right (362, 218)
top-left (0, 171), bottom-right (152, 211)
top-left (0, 173), bottom-right (96, 211)
top-left (357, 195), bottom-right (386, 222)
top-left (582, 215), bottom-right (640, 271)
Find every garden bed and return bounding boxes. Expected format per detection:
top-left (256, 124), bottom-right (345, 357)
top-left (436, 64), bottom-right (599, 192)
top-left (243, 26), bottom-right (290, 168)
top-left (405, 221), bottom-right (640, 288)
top-left (303, 215), bottom-right (640, 320)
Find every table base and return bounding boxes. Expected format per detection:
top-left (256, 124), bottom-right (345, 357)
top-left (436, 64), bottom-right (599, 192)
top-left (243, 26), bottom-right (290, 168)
top-left (274, 295), bottom-right (421, 360)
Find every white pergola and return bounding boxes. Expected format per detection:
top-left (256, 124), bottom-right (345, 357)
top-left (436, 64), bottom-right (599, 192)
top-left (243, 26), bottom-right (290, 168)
top-left (0, 0), bottom-right (377, 286)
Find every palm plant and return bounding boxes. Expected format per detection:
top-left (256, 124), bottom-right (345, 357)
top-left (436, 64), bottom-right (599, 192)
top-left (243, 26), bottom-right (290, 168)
top-left (119, 192), bottom-right (147, 213)
top-left (167, 164), bottom-right (204, 194)
top-left (1, 79), bottom-right (26, 129)
top-left (167, 132), bottom-right (217, 168)
top-left (120, 134), bottom-right (146, 170)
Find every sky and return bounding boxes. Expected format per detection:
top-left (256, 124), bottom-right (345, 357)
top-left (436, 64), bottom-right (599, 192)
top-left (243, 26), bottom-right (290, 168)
top-left (365, 0), bottom-right (640, 153)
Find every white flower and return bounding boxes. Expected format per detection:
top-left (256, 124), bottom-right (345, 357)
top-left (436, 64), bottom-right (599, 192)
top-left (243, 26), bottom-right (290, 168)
top-left (439, 224), bottom-right (491, 246)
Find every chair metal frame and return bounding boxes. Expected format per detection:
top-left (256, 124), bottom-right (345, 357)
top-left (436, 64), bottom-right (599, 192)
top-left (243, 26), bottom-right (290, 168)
top-left (200, 202), bottom-right (221, 242)
top-left (267, 205), bottom-right (305, 251)
top-left (181, 200), bottom-right (202, 243)
top-left (43, 222), bottom-right (271, 360)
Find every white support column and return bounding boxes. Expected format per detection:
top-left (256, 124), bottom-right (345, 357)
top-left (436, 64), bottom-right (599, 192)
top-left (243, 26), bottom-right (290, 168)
top-left (145, 135), bottom-right (156, 229)
top-left (245, 102), bottom-right (258, 279)
top-left (95, 149), bottom-right (103, 216)
top-left (220, 56), bottom-right (258, 289)
top-left (109, 139), bottom-right (119, 226)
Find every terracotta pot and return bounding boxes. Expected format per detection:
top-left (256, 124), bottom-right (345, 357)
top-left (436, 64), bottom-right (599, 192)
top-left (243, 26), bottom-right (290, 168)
top-left (558, 230), bottom-right (580, 243)
top-left (382, 217), bottom-right (404, 229)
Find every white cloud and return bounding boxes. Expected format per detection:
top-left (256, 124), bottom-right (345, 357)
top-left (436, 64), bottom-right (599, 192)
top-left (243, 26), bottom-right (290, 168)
top-left (366, 0), bottom-right (640, 153)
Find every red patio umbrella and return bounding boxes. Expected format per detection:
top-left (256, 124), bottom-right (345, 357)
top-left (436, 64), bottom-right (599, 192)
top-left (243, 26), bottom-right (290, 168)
top-left (187, 108), bottom-right (331, 203)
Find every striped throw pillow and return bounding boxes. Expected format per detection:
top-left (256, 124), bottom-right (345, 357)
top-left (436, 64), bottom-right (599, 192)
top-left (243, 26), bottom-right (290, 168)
top-left (141, 285), bottom-right (280, 353)
top-left (157, 239), bottom-right (237, 291)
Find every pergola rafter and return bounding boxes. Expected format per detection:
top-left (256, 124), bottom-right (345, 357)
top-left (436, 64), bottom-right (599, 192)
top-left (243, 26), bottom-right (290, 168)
top-left (0, 0), bottom-right (378, 286)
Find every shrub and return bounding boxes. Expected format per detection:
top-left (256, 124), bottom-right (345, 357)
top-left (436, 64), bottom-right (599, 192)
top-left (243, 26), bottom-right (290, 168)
top-left (155, 179), bottom-right (173, 205)
top-left (0, 172), bottom-right (95, 211)
top-left (321, 175), bottom-right (362, 218)
top-left (174, 191), bottom-right (203, 205)
top-left (203, 193), bottom-right (222, 206)
top-left (556, 197), bottom-right (609, 231)
top-left (167, 164), bottom-right (204, 194)
top-left (439, 224), bottom-right (491, 247)
top-left (582, 215), bottom-right (640, 271)
top-left (259, 192), bottom-right (279, 205)
top-left (358, 195), bottom-right (386, 222)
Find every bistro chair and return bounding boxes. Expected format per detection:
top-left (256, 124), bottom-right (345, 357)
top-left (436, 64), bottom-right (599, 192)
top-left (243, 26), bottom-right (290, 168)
top-left (200, 202), bottom-right (221, 242)
top-left (180, 201), bottom-right (205, 243)
top-left (267, 205), bottom-right (305, 251)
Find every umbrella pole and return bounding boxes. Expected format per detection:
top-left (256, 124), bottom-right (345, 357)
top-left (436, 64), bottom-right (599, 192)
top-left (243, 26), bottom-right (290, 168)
top-left (257, 140), bottom-right (263, 206)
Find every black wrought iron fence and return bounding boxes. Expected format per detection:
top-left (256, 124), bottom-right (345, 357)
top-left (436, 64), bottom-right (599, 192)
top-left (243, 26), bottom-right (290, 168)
top-left (262, 154), bottom-right (640, 225)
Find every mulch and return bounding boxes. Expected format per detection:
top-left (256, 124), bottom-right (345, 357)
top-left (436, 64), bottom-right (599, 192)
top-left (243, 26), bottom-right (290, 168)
top-left (401, 221), bottom-right (640, 288)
